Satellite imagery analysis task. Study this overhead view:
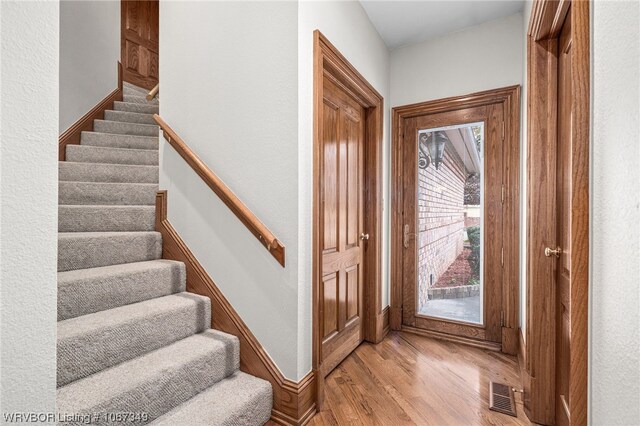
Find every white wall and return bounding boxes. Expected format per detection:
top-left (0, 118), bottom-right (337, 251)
top-left (520, 0), bottom-right (533, 337)
top-left (159, 1), bottom-right (301, 380)
top-left (59, 0), bottom-right (119, 133)
top-left (0, 0), bottom-right (58, 418)
top-left (298, 0), bottom-right (390, 378)
top-left (390, 13), bottom-right (523, 107)
top-left (590, 1), bottom-right (640, 424)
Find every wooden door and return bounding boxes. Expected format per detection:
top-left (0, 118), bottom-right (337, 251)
top-left (400, 104), bottom-right (505, 344)
top-left (318, 77), bottom-right (365, 377)
top-left (555, 10), bottom-right (572, 426)
top-left (121, 0), bottom-right (159, 90)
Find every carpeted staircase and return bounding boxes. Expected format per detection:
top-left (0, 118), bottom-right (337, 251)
top-left (57, 82), bottom-right (272, 425)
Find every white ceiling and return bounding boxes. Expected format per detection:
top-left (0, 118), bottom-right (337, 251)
top-left (360, 1), bottom-right (525, 49)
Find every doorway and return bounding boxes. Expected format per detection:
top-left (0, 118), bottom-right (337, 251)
top-left (312, 31), bottom-right (385, 407)
top-left (391, 86), bottom-right (520, 353)
top-left (121, 0), bottom-right (159, 90)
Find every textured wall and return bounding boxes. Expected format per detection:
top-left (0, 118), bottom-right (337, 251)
top-left (0, 0), bottom-right (59, 417)
top-left (59, 0), bottom-right (120, 133)
top-left (590, 1), bottom-right (640, 423)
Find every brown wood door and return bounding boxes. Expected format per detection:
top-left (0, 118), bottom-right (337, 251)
top-left (400, 104), bottom-right (505, 344)
top-left (555, 10), bottom-right (572, 426)
top-left (121, 0), bottom-right (159, 90)
top-left (318, 77), bottom-right (365, 377)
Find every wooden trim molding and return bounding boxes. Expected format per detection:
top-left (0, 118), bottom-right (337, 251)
top-left (155, 191), bottom-right (315, 425)
top-left (153, 115), bottom-right (286, 267)
top-left (312, 30), bottom-right (385, 408)
top-left (390, 85), bottom-right (521, 357)
top-left (58, 62), bottom-right (123, 161)
top-left (524, 1), bottom-right (589, 425)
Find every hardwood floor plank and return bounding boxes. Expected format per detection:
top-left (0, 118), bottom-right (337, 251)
top-left (308, 331), bottom-right (531, 425)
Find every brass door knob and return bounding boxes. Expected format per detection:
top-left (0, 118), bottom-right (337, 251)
top-left (544, 246), bottom-right (562, 257)
top-left (360, 233), bottom-right (370, 241)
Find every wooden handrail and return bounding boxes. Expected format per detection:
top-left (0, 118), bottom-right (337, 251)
top-left (153, 115), bottom-right (285, 266)
top-left (147, 83), bottom-right (159, 101)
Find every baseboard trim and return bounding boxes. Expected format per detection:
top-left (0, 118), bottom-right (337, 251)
top-left (374, 306), bottom-right (390, 343)
top-left (401, 325), bottom-right (502, 352)
top-left (58, 62), bottom-right (123, 161)
top-left (155, 191), bottom-right (316, 425)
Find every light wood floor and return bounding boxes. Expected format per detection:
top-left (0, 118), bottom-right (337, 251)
top-left (307, 331), bottom-right (531, 425)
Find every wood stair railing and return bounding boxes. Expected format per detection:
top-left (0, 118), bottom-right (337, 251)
top-left (146, 83), bottom-right (159, 101)
top-left (153, 115), bottom-right (285, 266)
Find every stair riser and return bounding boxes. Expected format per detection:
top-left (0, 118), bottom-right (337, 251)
top-left (59, 206), bottom-right (155, 232)
top-left (123, 94), bottom-right (159, 105)
top-left (113, 101), bottom-right (159, 114)
top-left (58, 261), bottom-right (186, 321)
top-left (67, 145), bottom-right (158, 166)
top-left (59, 182), bottom-right (158, 206)
top-left (105, 110), bottom-right (157, 125)
top-left (94, 120), bottom-right (159, 137)
top-left (58, 232), bottom-right (162, 272)
top-left (57, 294), bottom-right (212, 386)
top-left (59, 162), bottom-right (159, 184)
top-left (81, 131), bottom-right (158, 150)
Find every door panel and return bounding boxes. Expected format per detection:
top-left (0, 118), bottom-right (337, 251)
top-left (319, 78), bottom-right (365, 376)
top-left (401, 104), bottom-right (505, 344)
top-left (555, 10), bottom-right (572, 426)
top-left (121, 0), bottom-right (159, 90)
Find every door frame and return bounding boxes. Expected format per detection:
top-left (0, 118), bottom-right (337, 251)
top-left (523, 1), bottom-right (590, 424)
top-left (312, 30), bottom-right (385, 406)
top-left (390, 85), bottom-right (521, 355)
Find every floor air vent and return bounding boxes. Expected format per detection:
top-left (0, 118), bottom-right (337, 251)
top-left (489, 382), bottom-right (517, 417)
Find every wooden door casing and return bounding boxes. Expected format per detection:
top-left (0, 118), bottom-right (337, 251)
top-left (555, 10), bottom-right (572, 426)
top-left (319, 78), bottom-right (365, 377)
top-left (121, 0), bottom-right (159, 90)
top-left (400, 104), bottom-right (505, 344)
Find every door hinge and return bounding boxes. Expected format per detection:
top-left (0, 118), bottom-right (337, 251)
top-left (501, 311), bottom-right (505, 327)
top-left (502, 122), bottom-right (505, 141)
top-left (501, 247), bottom-right (504, 267)
top-left (501, 185), bottom-right (505, 204)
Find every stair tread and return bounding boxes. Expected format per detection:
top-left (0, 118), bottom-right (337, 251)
top-left (59, 181), bottom-right (158, 206)
top-left (72, 144), bottom-right (158, 153)
top-left (113, 101), bottom-right (159, 114)
top-left (57, 330), bottom-right (239, 422)
top-left (57, 292), bottom-right (211, 387)
top-left (58, 260), bottom-right (186, 320)
top-left (58, 205), bottom-right (156, 233)
top-left (81, 131), bottom-right (157, 141)
top-left (105, 110), bottom-right (156, 125)
top-left (150, 371), bottom-right (272, 426)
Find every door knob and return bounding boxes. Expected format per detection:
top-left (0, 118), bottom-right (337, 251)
top-left (360, 233), bottom-right (370, 241)
top-left (403, 224), bottom-right (418, 249)
top-left (544, 246), bottom-right (562, 257)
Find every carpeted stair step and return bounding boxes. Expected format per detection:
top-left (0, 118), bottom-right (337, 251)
top-left (81, 131), bottom-right (158, 150)
top-left (67, 144), bottom-right (158, 166)
top-left (58, 231), bottom-right (161, 272)
top-left (66, 144), bottom-right (158, 166)
top-left (150, 371), bottom-right (272, 426)
top-left (57, 330), bottom-right (239, 425)
top-left (105, 109), bottom-right (157, 125)
top-left (113, 100), bottom-right (159, 114)
top-left (58, 260), bottom-right (186, 321)
top-left (59, 205), bottom-right (155, 232)
top-left (93, 119), bottom-right (158, 137)
top-left (123, 93), bottom-right (159, 105)
top-left (59, 162), bottom-right (159, 184)
top-left (123, 81), bottom-right (149, 96)
top-left (57, 292), bottom-right (212, 387)
top-left (59, 181), bottom-right (158, 205)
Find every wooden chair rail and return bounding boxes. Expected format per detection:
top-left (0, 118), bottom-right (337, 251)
top-left (146, 83), bottom-right (159, 101)
top-left (153, 114), bottom-right (286, 267)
